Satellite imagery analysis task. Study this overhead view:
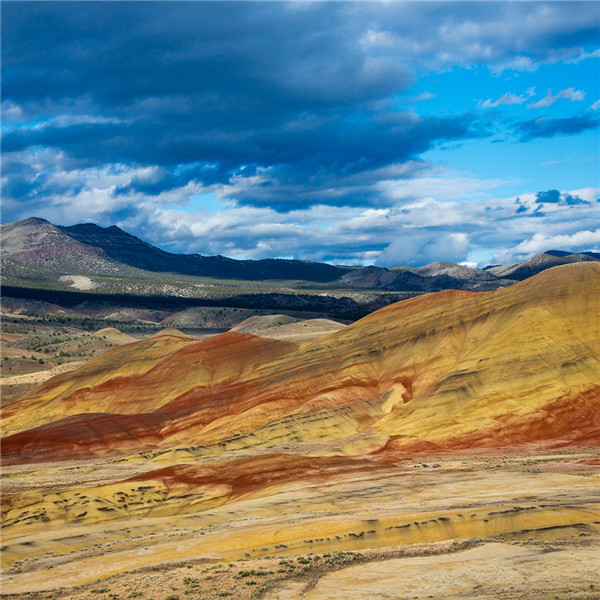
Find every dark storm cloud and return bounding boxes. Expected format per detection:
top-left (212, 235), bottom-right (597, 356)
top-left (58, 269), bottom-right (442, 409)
top-left (563, 193), bottom-right (590, 206)
top-left (535, 189), bottom-right (591, 206)
top-left (516, 114), bottom-right (600, 141)
top-left (535, 189), bottom-right (562, 204)
top-left (7, 2), bottom-right (595, 108)
top-left (3, 3), bottom-right (410, 108)
top-left (2, 1), bottom-right (599, 214)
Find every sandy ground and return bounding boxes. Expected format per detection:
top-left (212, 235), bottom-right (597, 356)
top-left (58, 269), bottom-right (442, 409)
top-left (1, 360), bottom-right (85, 386)
top-left (58, 275), bottom-right (97, 290)
top-left (1, 450), bottom-right (599, 599)
top-left (270, 542), bottom-right (599, 600)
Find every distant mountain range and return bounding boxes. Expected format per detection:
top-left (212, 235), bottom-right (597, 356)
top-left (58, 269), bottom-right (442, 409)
top-left (2, 217), bottom-right (599, 295)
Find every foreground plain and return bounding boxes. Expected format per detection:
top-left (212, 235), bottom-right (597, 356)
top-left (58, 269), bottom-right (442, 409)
top-left (2, 449), bottom-right (599, 598)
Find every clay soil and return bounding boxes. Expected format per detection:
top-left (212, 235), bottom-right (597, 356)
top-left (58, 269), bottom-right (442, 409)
top-left (2, 448), bottom-right (599, 600)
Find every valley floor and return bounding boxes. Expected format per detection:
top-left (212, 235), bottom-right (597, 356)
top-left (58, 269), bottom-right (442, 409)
top-left (2, 448), bottom-right (599, 599)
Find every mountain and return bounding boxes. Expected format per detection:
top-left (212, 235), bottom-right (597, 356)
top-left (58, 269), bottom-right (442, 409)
top-left (1, 217), bottom-right (348, 282)
top-left (487, 251), bottom-right (600, 280)
top-left (3, 262), bottom-right (599, 464)
top-left (3, 218), bottom-right (599, 301)
top-left (59, 221), bottom-right (348, 282)
top-left (3, 217), bottom-right (489, 292)
top-left (339, 264), bottom-right (505, 292)
top-left (412, 261), bottom-right (496, 281)
top-left (0, 217), bottom-right (123, 274)
top-left (545, 249), bottom-right (600, 259)
top-left (0, 218), bottom-right (448, 297)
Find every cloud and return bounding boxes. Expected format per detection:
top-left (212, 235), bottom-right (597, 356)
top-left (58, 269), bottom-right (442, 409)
top-left (529, 87), bottom-right (586, 109)
top-left (482, 87), bottom-right (535, 108)
top-left (569, 48), bottom-right (600, 63)
top-left (5, 165), bottom-right (597, 269)
top-left (359, 3), bottom-right (600, 72)
top-left (495, 229), bottom-right (600, 262)
top-left (3, 109), bottom-right (485, 212)
top-left (592, 100), bottom-right (600, 110)
top-left (533, 189), bottom-right (589, 206)
top-left (376, 231), bottom-right (470, 267)
top-left (1, 2), bottom-right (598, 268)
top-left (563, 193), bottom-right (591, 206)
top-left (515, 113), bottom-right (600, 140)
top-left (410, 92), bottom-right (435, 103)
top-left (2, 1), bottom-right (599, 215)
top-left (535, 189), bottom-right (561, 204)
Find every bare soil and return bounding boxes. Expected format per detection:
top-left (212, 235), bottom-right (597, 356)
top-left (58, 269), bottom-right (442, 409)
top-left (1, 449), bottom-right (598, 599)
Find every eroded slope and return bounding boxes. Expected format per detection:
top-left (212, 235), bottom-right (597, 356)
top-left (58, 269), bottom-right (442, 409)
top-left (3, 263), bottom-right (599, 464)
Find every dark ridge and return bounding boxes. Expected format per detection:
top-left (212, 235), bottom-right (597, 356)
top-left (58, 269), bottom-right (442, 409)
top-left (545, 249), bottom-right (600, 259)
top-left (0, 285), bottom-right (372, 321)
top-left (59, 223), bottom-right (349, 283)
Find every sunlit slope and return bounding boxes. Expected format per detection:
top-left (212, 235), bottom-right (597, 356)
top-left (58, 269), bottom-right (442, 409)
top-left (372, 262), bottom-right (600, 451)
top-left (2, 263), bottom-right (599, 462)
top-left (1, 332), bottom-right (298, 436)
top-left (1, 332), bottom-right (193, 434)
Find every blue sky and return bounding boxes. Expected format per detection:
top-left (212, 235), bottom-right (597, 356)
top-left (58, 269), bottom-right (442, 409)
top-left (2, 1), bottom-right (599, 267)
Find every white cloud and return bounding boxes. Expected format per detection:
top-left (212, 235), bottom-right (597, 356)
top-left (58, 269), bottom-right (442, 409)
top-left (1, 101), bottom-right (25, 123)
top-left (410, 92), bottom-right (435, 103)
top-left (529, 87), bottom-right (586, 109)
top-left (376, 231), bottom-right (470, 267)
top-left (493, 229), bottom-right (600, 264)
top-left (4, 146), bottom-right (599, 268)
top-left (591, 100), bottom-right (600, 111)
top-left (482, 87), bottom-right (535, 108)
top-left (46, 164), bottom-right (162, 190)
top-left (569, 48), bottom-right (600, 64)
top-left (376, 173), bottom-right (503, 205)
top-left (493, 55), bottom-right (538, 74)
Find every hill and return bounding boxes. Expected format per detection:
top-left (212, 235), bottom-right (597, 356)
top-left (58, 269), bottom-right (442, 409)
top-left (231, 314), bottom-right (346, 342)
top-left (3, 262), bottom-right (599, 463)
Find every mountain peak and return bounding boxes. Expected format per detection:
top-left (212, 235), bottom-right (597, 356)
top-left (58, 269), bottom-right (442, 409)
top-left (21, 216), bottom-right (51, 225)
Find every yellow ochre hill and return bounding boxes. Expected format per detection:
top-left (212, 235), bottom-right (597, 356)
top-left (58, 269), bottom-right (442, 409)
top-left (2, 262), bottom-right (599, 464)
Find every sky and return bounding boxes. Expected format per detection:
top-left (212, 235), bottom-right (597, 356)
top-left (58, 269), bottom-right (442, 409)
top-left (2, 1), bottom-right (599, 267)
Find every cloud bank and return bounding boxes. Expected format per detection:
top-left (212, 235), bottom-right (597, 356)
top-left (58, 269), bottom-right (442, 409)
top-left (2, 1), bottom-right (599, 266)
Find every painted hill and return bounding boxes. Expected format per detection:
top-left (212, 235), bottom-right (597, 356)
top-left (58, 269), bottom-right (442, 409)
top-left (94, 327), bottom-right (138, 344)
top-left (2, 262), bottom-right (599, 464)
